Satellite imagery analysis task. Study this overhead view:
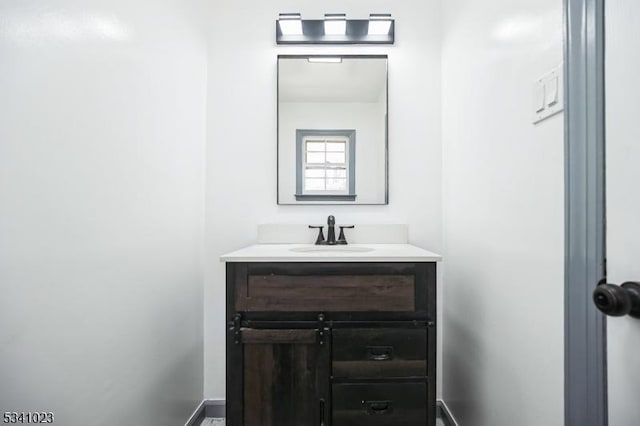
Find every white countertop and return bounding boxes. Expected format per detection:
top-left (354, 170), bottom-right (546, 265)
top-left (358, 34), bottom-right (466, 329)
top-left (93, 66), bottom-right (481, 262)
top-left (220, 244), bottom-right (442, 263)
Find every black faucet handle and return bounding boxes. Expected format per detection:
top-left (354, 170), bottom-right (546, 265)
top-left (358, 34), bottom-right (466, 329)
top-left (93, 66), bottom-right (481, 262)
top-left (309, 225), bottom-right (326, 245)
top-left (337, 225), bottom-right (355, 245)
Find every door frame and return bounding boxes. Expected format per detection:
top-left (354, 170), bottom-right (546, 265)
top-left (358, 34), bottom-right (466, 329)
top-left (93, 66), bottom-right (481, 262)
top-left (564, 0), bottom-right (607, 425)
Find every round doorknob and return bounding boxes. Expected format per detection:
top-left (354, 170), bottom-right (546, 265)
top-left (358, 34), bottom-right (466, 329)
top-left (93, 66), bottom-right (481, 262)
top-left (593, 281), bottom-right (640, 319)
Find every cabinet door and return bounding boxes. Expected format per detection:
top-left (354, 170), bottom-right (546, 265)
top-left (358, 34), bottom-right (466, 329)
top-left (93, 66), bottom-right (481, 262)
top-left (230, 328), bottom-right (330, 426)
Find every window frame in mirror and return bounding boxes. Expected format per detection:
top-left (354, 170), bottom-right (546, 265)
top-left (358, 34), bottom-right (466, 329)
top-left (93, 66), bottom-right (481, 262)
top-left (295, 129), bottom-right (356, 202)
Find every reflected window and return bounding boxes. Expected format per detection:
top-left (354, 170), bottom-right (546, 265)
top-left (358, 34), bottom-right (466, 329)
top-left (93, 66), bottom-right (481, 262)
top-left (295, 130), bottom-right (356, 201)
top-left (304, 137), bottom-right (348, 193)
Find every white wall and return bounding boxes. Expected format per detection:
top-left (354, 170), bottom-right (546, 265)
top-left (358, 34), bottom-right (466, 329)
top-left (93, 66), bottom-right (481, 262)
top-left (441, 1), bottom-right (565, 425)
top-left (205, 0), bottom-right (443, 398)
top-left (605, 1), bottom-right (640, 424)
top-left (0, 1), bottom-right (208, 425)
top-left (278, 101), bottom-right (386, 204)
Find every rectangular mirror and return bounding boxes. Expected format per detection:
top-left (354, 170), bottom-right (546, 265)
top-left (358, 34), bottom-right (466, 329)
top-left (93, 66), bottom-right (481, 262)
top-left (277, 55), bottom-right (388, 205)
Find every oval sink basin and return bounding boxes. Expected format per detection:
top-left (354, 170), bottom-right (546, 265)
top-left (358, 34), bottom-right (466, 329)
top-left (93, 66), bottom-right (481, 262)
top-left (290, 246), bottom-right (375, 253)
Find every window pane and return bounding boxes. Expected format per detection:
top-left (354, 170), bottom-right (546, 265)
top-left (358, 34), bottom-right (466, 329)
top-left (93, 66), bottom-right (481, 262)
top-left (326, 152), bottom-right (346, 164)
top-left (305, 168), bottom-right (325, 178)
top-left (306, 142), bottom-right (325, 152)
top-left (306, 152), bottom-right (325, 164)
top-left (326, 142), bottom-right (346, 152)
top-left (326, 168), bottom-right (347, 178)
top-left (326, 178), bottom-right (347, 191)
top-left (305, 178), bottom-right (325, 191)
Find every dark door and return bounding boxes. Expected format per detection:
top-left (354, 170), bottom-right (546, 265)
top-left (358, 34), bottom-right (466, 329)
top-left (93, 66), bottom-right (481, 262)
top-left (231, 328), bottom-right (330, 426)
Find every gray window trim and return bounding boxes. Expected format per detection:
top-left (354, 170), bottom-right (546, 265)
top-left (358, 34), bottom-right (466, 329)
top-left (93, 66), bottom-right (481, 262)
top-left (564, 0), bottom-right (607, 425)
top-left (295, 129), bottom-right (356, 201)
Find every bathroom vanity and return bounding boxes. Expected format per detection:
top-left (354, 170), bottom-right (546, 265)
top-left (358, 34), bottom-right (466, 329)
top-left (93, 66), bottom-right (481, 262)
top-left (222, 244), bottom-right (440, 426)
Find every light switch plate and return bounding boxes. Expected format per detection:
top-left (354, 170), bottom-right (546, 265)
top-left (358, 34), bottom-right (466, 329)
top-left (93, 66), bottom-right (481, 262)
top-left (533, 65), bottom-right (564, 124)
top-left (534, 83), bottom-right (546, 113)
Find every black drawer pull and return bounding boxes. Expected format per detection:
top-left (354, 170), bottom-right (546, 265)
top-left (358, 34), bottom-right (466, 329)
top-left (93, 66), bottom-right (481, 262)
top-left (364, 400), bottom-right (393, 415)
top-left (366, 346), bottom-right (394, 361)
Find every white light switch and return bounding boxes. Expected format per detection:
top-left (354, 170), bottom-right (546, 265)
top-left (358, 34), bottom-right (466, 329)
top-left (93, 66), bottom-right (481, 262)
top-left (533, 65), bottom-right (564, 125)
top-left (546, 75), bottom-right (559, 106)
top-left (535, 82), bottom-right (546, 113)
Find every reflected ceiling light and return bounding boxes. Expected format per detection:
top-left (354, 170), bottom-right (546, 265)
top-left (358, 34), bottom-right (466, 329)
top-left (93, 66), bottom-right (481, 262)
top-left (368, 14), bottom-right (393, 35)
top-left (324, 14), bottom-right (347, 36)
top-left (278, 13), bottom-right (303, 35)
top-left (307, 57), bottom-right (343, 63)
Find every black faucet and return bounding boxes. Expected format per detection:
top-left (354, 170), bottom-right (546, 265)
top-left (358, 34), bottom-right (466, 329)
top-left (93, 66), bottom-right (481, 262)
top-left (309, 216), bottom-right (355, 245)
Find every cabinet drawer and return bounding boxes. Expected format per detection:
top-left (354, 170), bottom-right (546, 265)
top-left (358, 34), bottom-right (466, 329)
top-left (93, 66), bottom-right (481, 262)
top-left (333, 382), bottom-right (427, 426)
top-left (333, 328), bottom-right (427, 378)
top-left (237, 274), bottom-right (415, 312)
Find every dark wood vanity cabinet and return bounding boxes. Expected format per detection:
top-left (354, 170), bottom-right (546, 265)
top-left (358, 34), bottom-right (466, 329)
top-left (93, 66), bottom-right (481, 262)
top-left (226, 262), bottom-right (437, 426)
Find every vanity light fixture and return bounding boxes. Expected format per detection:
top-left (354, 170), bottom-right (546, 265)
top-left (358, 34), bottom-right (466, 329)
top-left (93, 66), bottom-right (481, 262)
top-left (277, 13), bottom-right (303, 36)
top-left (368, 14), bottom-right (393, 35)
top-left (324, 14), bottom-right (347, 36)
top-left (276, 13), bottom-right (394, 44)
